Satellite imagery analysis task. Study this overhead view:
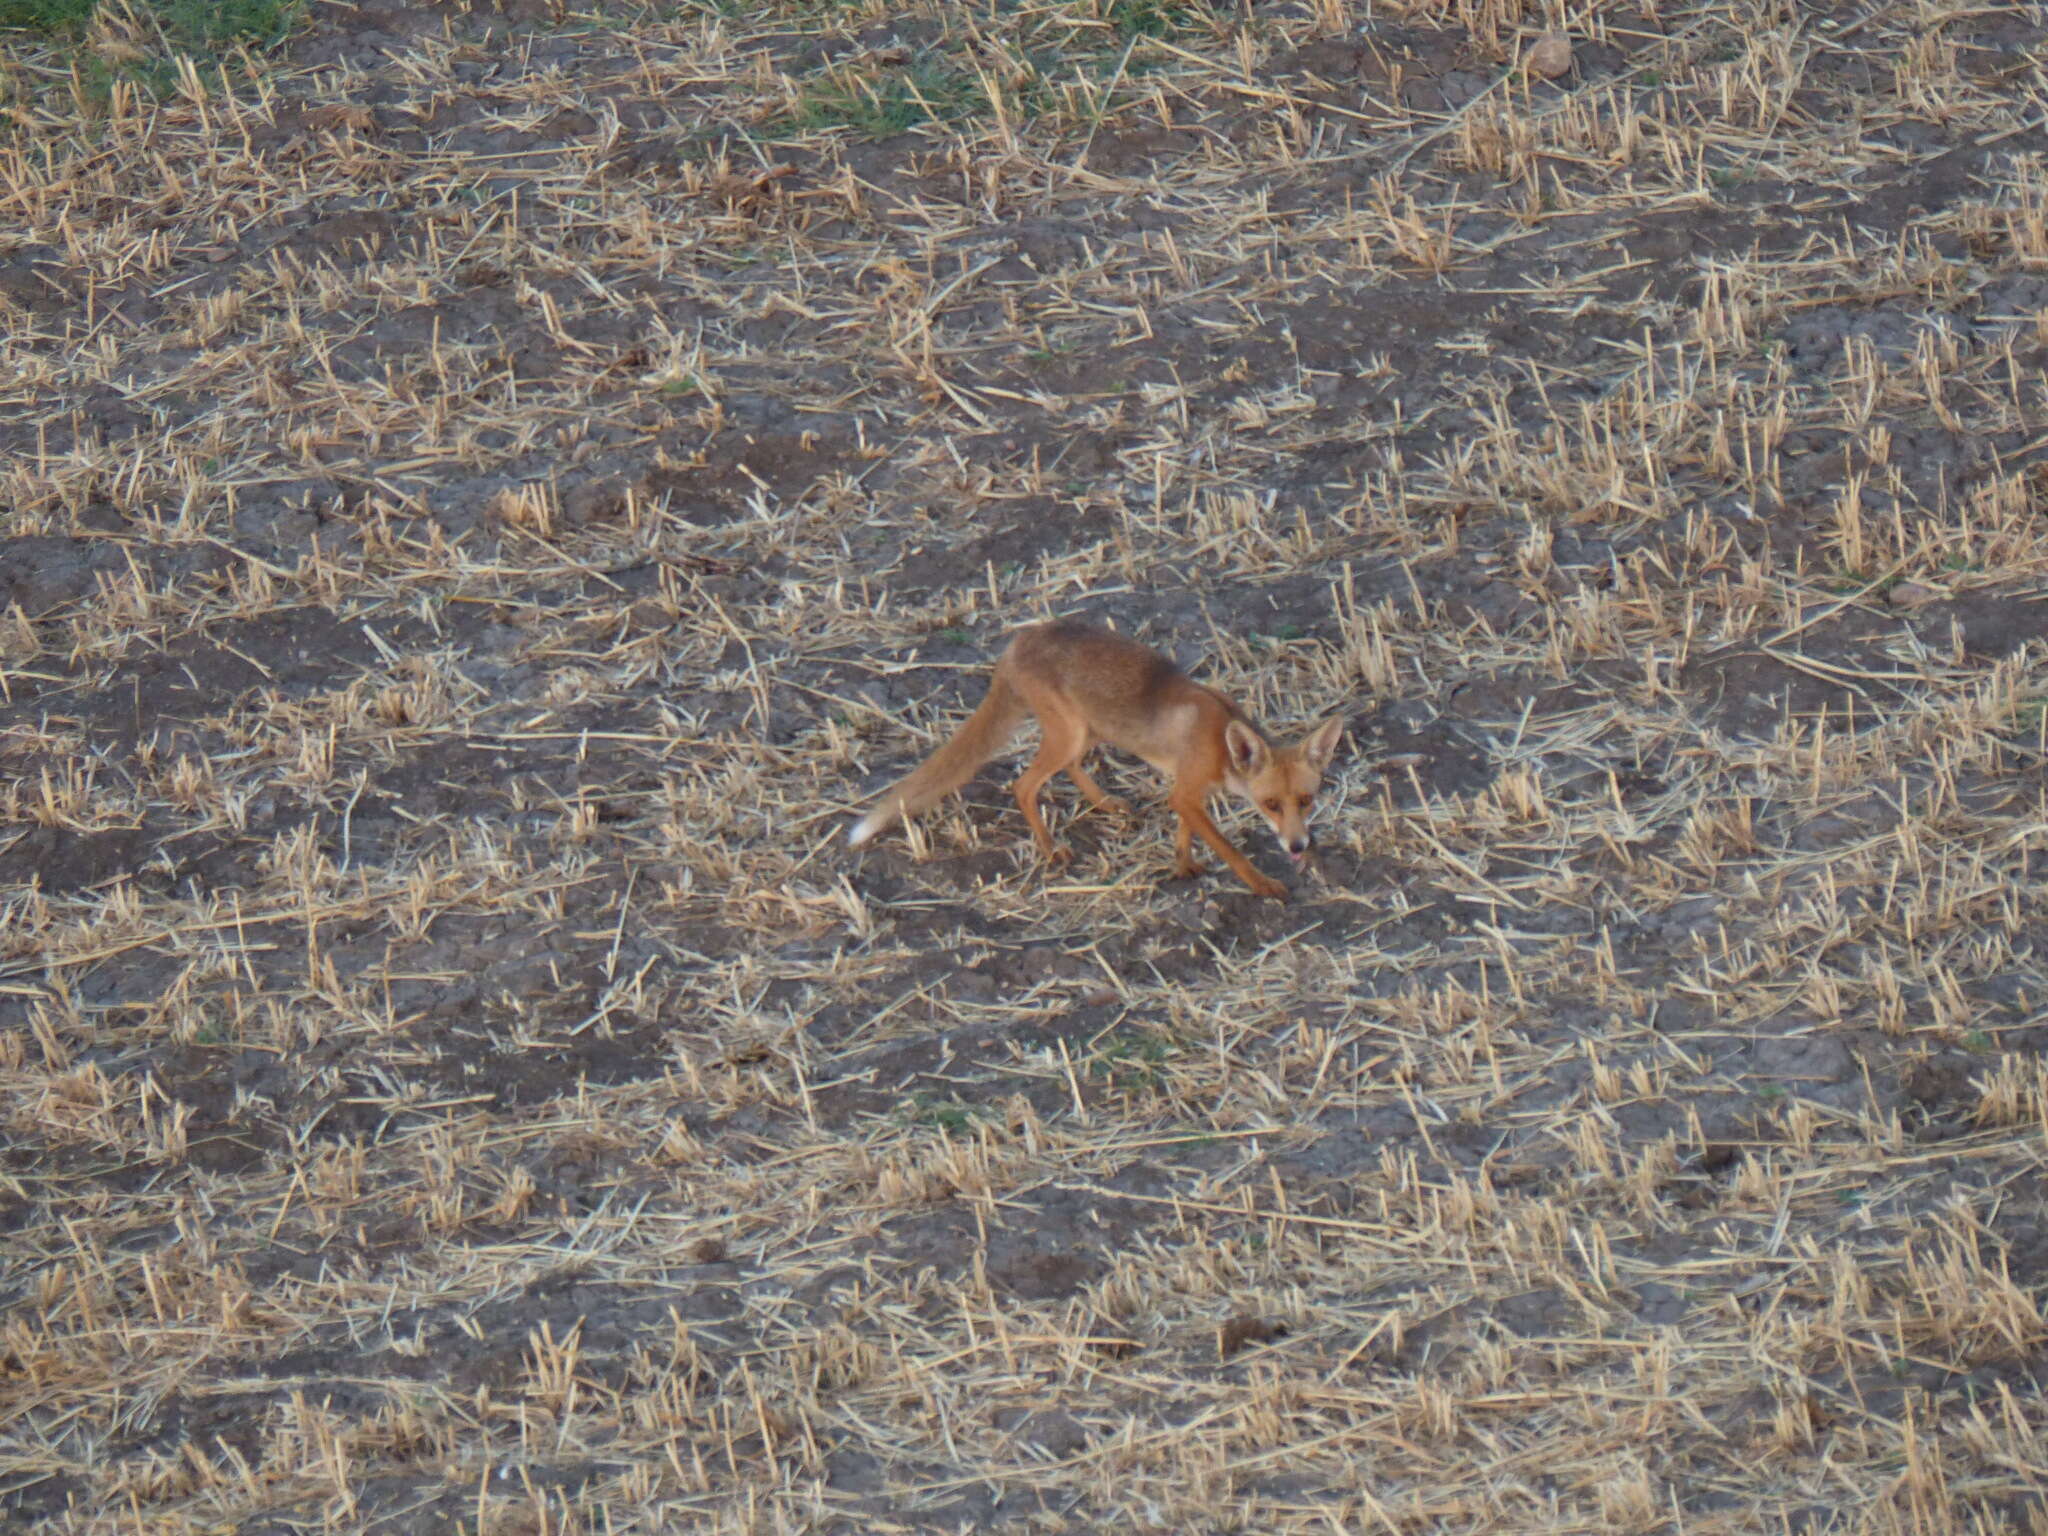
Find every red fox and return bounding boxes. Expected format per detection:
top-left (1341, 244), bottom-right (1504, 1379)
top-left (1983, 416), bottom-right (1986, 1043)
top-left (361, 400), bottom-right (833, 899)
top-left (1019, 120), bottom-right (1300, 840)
top-left (847, 619), bottom-right (1344, 899)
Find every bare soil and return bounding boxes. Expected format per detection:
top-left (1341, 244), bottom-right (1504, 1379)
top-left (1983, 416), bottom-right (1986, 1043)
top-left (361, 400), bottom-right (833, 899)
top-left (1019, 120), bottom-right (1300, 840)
top-left (5, 1), bottom-right (2048, 1531)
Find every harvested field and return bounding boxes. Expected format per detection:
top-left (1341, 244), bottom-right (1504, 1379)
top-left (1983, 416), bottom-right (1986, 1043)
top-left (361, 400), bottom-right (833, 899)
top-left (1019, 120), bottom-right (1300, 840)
top-left (4, 0), bottom-right (2048, 1530)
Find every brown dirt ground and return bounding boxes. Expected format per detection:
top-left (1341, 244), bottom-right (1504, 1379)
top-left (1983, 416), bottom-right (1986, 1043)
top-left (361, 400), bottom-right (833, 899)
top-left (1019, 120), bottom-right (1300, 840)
top-left (5, 0), bottom-right (2048, 1531)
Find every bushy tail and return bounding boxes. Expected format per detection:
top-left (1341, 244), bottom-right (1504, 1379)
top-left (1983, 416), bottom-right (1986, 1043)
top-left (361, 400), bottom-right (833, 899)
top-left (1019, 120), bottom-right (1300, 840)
top-left (848, 669), bottom-right (1027, 847)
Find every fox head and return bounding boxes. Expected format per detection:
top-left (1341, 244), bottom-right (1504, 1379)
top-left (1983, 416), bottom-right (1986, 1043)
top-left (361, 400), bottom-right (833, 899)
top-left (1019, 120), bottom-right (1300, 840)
top-left (1223, 718), bottom-right (1345, 864)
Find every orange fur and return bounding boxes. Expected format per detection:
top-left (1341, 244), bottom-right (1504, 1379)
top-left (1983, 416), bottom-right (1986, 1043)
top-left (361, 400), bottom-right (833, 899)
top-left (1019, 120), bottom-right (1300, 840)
top-left (848, 620), bottom-right (1343, 899)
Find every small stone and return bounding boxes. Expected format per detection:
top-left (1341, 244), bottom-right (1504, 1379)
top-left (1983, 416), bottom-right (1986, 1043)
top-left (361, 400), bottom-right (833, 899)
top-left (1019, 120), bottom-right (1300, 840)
top-left (1887, 580), bottom-right (1942, 609)
top-left (1526, 30), bottom-right (1574, 80)
top-left (629, 597), bottom-right (677, 631)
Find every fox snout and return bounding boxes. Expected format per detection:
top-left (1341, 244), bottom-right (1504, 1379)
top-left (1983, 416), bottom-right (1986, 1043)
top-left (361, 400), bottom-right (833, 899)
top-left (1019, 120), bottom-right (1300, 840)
top-left (1247, 798), bottom-right (1316, 860)
top-left (1271, 821), bottom-right (1314, 863)
top-left (1242, 785), bottom-right (1319, 863)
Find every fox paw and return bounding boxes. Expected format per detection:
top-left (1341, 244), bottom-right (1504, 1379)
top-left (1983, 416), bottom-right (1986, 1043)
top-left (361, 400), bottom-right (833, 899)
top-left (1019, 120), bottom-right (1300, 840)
top-left (1044, 844), bottom-right (1075, 868)
top-left (1095, 797), bottom-right (1134, 818)
top-left (1244, 874), bottom-right (1289, 900)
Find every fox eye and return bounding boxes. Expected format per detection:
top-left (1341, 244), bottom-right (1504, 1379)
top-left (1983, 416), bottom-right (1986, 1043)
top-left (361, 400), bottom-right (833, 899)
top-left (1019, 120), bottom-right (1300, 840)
top-left (1299, 796), bottom-right (1314, 809)
top-left (1262, 799), bottom-right (1281, 814)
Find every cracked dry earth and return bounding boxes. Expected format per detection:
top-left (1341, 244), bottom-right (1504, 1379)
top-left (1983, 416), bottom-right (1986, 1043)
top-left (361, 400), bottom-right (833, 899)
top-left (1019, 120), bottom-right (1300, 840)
top-left (5, 0), bottom-right (2048, 1531)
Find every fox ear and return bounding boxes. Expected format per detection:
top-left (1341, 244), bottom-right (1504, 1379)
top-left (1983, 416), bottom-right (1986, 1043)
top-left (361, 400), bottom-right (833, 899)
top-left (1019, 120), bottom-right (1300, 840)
top-left (1224, 720), bottom-right (1269, 775)
top-left (1300, 717), bottom-right (1345, 773)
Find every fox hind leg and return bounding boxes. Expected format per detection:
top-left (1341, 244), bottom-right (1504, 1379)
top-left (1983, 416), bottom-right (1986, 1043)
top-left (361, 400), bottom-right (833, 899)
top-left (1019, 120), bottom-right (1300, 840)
top-left (1012, 707), bottom-right (1092, 866)
top-left (1062, 756), bottom-right (1131, 818)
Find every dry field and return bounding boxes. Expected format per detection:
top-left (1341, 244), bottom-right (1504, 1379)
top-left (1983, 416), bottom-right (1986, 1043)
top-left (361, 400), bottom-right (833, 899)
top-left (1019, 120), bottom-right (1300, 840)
top-left (4, 0), bottom-right (2048, 1530)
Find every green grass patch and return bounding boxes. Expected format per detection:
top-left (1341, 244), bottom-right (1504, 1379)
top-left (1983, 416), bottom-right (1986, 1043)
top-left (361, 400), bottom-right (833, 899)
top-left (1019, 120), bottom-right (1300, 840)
top-left (783, 57), bottom-right (989, 140)
top-left (1088, 1029), bottom-right (1177, 1093)
top-left (901, 1091), bottom-right (995, 1135)
top-left (0, 0), bottom-right (302, 56)
top-left (0, 0), bottom-right (95, 30)
top-left (764, 17), bottom-right (1186, 146)
top-left (1103, 0), bottom-right (1209, 39)
top-left (0, 0), bottom-right (306, 110)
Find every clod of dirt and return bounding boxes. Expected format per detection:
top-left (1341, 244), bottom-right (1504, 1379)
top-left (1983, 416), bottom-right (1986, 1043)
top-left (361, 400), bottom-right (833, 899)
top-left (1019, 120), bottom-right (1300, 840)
top-left (561, 478), bottom-right (628, 526)
top-left (1696, 1142), bottom-right (1741, 1175)
top-left (1887, 580), bottom-right (1944, 609)
top-left (994, 1247), bottom-right (1099, 1300)
top-left (1901, 1055), bottom-right (1973, 1111)
top-left (992, 1407), bottom-right (1089, 1457)
top-left (706, 164), bottom-right (797, 211)
top-left (300, 211), bottom-right (394, 263)
top-left (1217, 1314), bottom-right (1284, 1358)
top-left (1525, 31), bottom-right (1573, 80)
top-left (302, 104), bottom-right (376, 136)
top-left (1085, 1318), bottom-right (1141, 1358)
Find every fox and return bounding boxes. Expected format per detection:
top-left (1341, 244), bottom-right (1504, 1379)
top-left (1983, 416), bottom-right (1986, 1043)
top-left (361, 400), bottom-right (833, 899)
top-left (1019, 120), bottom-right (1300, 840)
top-left (846, 619), bottom-right (1344, 900)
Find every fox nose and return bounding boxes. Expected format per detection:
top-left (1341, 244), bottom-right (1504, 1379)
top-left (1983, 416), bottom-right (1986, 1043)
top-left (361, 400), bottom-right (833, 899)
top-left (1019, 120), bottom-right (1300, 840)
top-left (1285, 835), bottom-right (1312, 856)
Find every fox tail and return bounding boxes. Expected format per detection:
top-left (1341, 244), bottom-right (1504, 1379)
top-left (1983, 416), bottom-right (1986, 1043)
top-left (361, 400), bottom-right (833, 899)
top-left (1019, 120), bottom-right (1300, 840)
top-left (847, 669), bottom-right (1027, 848)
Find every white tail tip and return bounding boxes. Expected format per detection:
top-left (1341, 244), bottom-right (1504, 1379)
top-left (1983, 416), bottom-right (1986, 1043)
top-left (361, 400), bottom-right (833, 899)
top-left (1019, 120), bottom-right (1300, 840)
top-left (847, 812), bottom-right (883, 848)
